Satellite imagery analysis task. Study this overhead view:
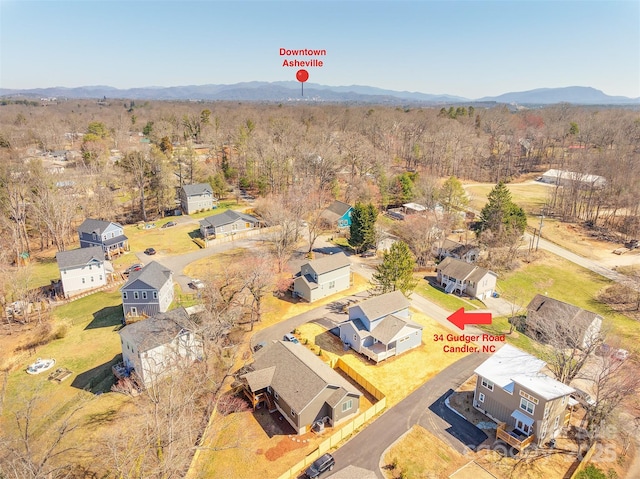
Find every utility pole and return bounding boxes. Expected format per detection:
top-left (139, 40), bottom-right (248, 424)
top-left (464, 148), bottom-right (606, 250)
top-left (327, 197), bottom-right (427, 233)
top-left (536, 210), bottom-right (544, 251)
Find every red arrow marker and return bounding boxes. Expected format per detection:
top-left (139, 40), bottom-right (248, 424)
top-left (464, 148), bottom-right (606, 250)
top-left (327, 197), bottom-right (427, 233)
top-left (447, 308), bottom-right (492, 330)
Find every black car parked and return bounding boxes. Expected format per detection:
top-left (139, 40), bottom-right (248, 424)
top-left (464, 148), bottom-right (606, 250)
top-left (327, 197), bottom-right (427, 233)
top-left (305, 453), bottom-right (335, 478)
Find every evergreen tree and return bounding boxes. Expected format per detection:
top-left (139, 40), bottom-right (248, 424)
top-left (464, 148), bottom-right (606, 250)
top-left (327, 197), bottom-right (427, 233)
top-left (478, 182), bottom-right (527, 240)
top-left (371, 241), bottom-right (418, 297)
top-left (440, 176), bottom-right (468, 212)
top-left (349, 202), bottom-right (378, 252)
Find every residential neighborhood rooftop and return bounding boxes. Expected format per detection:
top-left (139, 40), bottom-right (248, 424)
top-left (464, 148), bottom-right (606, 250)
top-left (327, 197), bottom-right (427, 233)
top-left (119, 307), bottom-right (194, 353)
top-left (354, 290), bottom-right (410, 321)
top-left (305, 252), bottom-right (350, 275)
top-left (244, 340), bottom-right (360, 414)
top-left (78, 218), bottom-right (122, 235)
top-left (56, 245), bottom-right (104, 269)
top-left (199, 210), bottom-right (258, 228)
top-left (474, 344), bottom-right (574, 401)
top-left (181, 183), bottom-right (214, 196)
top-left (527, 294), bottom-right (601, 329)
top-left (437, 256), bottom-right (496, 283)
top-left (122, 261), bottom-right (172, 291)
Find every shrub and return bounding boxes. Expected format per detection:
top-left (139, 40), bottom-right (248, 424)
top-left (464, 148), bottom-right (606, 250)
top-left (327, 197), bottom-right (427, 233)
top-left (577, 464), bottom-right (607, 479)
top-left (316, 348), bottom-right (322, 356)
top-left (53, 324), bottom-right (68, 340)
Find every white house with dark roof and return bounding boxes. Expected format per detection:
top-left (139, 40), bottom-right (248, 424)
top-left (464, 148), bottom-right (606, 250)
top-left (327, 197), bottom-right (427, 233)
top-left (199, 210), bottom-right (259, 239)
top-left (473, 345), bottom-right (575, 449)
top-left (338, 291), bottom-right (423, 363)
top-left (56, 246), bottom-right (109, 298)
top-left (293, 252), bottom-right (351, 302)
top-left (179, 183), bottom-right (217, 214)
top-left (436, 256), bottom-right (497, 300)
top-left (118, 307), bottom-right (203, 388)
top-left (121, 261), bottom-right (173, 318)
top-left (540, 169), bottom-right (606, 189)
top-left (78, 218), bottom-right (129, 259)
top-left (434, 238), bottom-right (479, 263)
top-left (240, 340), bottom-right (361, 434)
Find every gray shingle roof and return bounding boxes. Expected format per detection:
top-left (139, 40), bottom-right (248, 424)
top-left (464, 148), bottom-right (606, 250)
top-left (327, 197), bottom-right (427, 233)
top-left (353, 291), bottom-right (410, 322)
top-left (305, 252), bottom-right (350, 276)
top-left (244, 341), bottom-right (360, 414)
top-left (199, 210), bottom-right (259, 228)
top-left (56, 246), bottom-right (104, 269)
top-left (181, 183), bottom-right (214, 197)
top-left (118, 307), bottom-right (195, 352)
top-left (369, 314), bottom-right (422, 344)
top-left (321, 200), bottom-right (352, 222)
top-left (78, 218), bottom-right (122, 235)
top-left (437, 256), bottom-right (495, 282)
top-left (527, 294), bottom-right (601, 331)
top-left (122, 261), bottom-right (172, 291)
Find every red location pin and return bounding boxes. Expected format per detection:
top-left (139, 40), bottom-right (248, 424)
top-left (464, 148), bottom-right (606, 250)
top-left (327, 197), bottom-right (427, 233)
top-left (296, 69), bottom-right (309, 96)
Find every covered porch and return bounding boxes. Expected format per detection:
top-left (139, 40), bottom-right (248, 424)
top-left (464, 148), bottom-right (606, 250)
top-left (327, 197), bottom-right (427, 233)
top-left (361, 342), bottom-right (396, 363)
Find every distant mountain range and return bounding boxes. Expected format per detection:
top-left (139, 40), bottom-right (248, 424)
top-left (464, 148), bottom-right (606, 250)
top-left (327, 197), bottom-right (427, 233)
top-left (1, 83), bottom-right (638, 105)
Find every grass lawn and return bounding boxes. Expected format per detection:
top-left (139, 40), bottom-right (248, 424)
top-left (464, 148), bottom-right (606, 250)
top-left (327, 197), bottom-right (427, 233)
top-left (464, 182), bottom-right (550, 215)
top-left (0, 290), bottom-right (129, 462)
top-left (414, 274), bottom-right (484, 311)
top-left (123, 221), bottom-right (201, 257)
top-left (183, 200), bottom-right (243, 220)
top-left (382, 425), bottom-right (468, 478)
top-left (496, 252), bottom-right (640, 350)
top-left (21, 256), bottom-right (61, 289)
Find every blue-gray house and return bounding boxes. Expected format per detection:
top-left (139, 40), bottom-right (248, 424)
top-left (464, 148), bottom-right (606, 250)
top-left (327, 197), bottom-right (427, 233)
top-left (338, 291), bottom-right (423, 363)
top-left (321, 201), bottom-right (353, 229)
top-left (121, 261), bottom-right (173, 319)
top-left (78, 218), bottom-right (129, 259)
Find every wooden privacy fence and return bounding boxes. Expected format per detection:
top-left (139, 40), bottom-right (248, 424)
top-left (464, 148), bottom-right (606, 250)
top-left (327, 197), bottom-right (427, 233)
top-left (567, 443), bottom-right (596, 479)
top-left (276, 358), bottom-right (386, 479)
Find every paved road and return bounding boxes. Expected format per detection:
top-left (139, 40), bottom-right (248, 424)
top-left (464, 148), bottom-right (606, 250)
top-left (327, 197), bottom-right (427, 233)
top-left (331, 352), bottom-right (488, 478)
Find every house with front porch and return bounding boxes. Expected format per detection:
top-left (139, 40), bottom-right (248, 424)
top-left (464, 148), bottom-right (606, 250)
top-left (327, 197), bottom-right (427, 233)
top-left (240, 340), bottom-right (361, 435)
top-left (338, 291), bottom-right (423, 363)
top-left (293, 252), bottom-right (351, 302)
top-left (78, 218), bottom-right (129, 259)
top-left (473, 344), bottom-right (575, 450)
top-left (436, 256), bottom-right (497, 300)
top-left (121, 261), bottom-right (173, 319)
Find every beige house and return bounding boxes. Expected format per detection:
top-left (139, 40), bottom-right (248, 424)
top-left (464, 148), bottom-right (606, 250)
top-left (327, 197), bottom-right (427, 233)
top-left (473, 345), bottom-right (575, 450)
top-left (436, 256), bottom-right (497, 300)
top-left (240, 341), bottom-right (361, 435)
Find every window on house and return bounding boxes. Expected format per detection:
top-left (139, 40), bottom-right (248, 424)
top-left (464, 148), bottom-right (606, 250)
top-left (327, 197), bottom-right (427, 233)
top-left (89, 265), bottom-right (92, 270)
top-left (91, 276), bottom-right (94, 282)
top-left (99, 275), bottom-right (103, 281)
top-left (478, 393), bottom-right (485, 403)
top-left (520, 398), bottom-right (535, 415)
top-left (481, 378), bottom-right (494, 391)
top-left (134, 292), bottom-right (139, 300)
top-left (353, 334), bottom-right (357, 341)
top-left (153, 291), bottom-right (158, 299)
top-left (342, 399), bottom-right (353, 412)
top-left (81, 278), bottom-right (85, 284)
top-left (142, 291), bottom-right (147, 299)
top-left (274, 391), bottom-right (279, 400)
top-left (540, 422), bottom-right (548, 439)
top-left (328, 280), bottom-right (335, 289)
top-left (291, 409), bottom-right (296, 417)
top-left (554, 415), bottom-right (560, 430)
top-left (123, 292), bottom-right (128, 300)
top-left (543, 404), bottom-right (550, 420)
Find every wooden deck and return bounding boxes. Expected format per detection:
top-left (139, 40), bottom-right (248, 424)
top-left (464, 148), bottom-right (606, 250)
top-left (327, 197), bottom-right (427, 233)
top-left (496, 422), bottom-right (536, 450)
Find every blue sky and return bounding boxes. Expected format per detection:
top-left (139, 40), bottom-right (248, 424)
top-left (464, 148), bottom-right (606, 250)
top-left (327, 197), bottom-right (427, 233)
top-left (1, 0), bottom-right (638, 99)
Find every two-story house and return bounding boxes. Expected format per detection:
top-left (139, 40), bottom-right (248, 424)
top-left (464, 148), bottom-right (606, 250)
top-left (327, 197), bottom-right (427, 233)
top-left (293, 252), bottom-right (351, 302)
top-left (524, 294), bottom-right (603, 349)
top-left (121, 261), bottom-right (173, 319)
top-left (338, 291), bottom-right (423, 363)
top-left (436, 256), bottom-right (497, 300)
top-left (179, 183), bottom-right (217, 214)
top-left (240, 340), bottom-right (361, 435)
top-left (433, 238), bottom-right (479, 263)
top-left (118, 307), bottom-right (203, 388)
top-left (473, 344), bottom-right (575, 450)
top-left (78, 218), bottom-right (129, 259)
top-left (55, 246), bottom-right (109, 298)
top-left (321, 200), bottom-right (353, 229)
top-left (199, 210), bottom-right (259, 239)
